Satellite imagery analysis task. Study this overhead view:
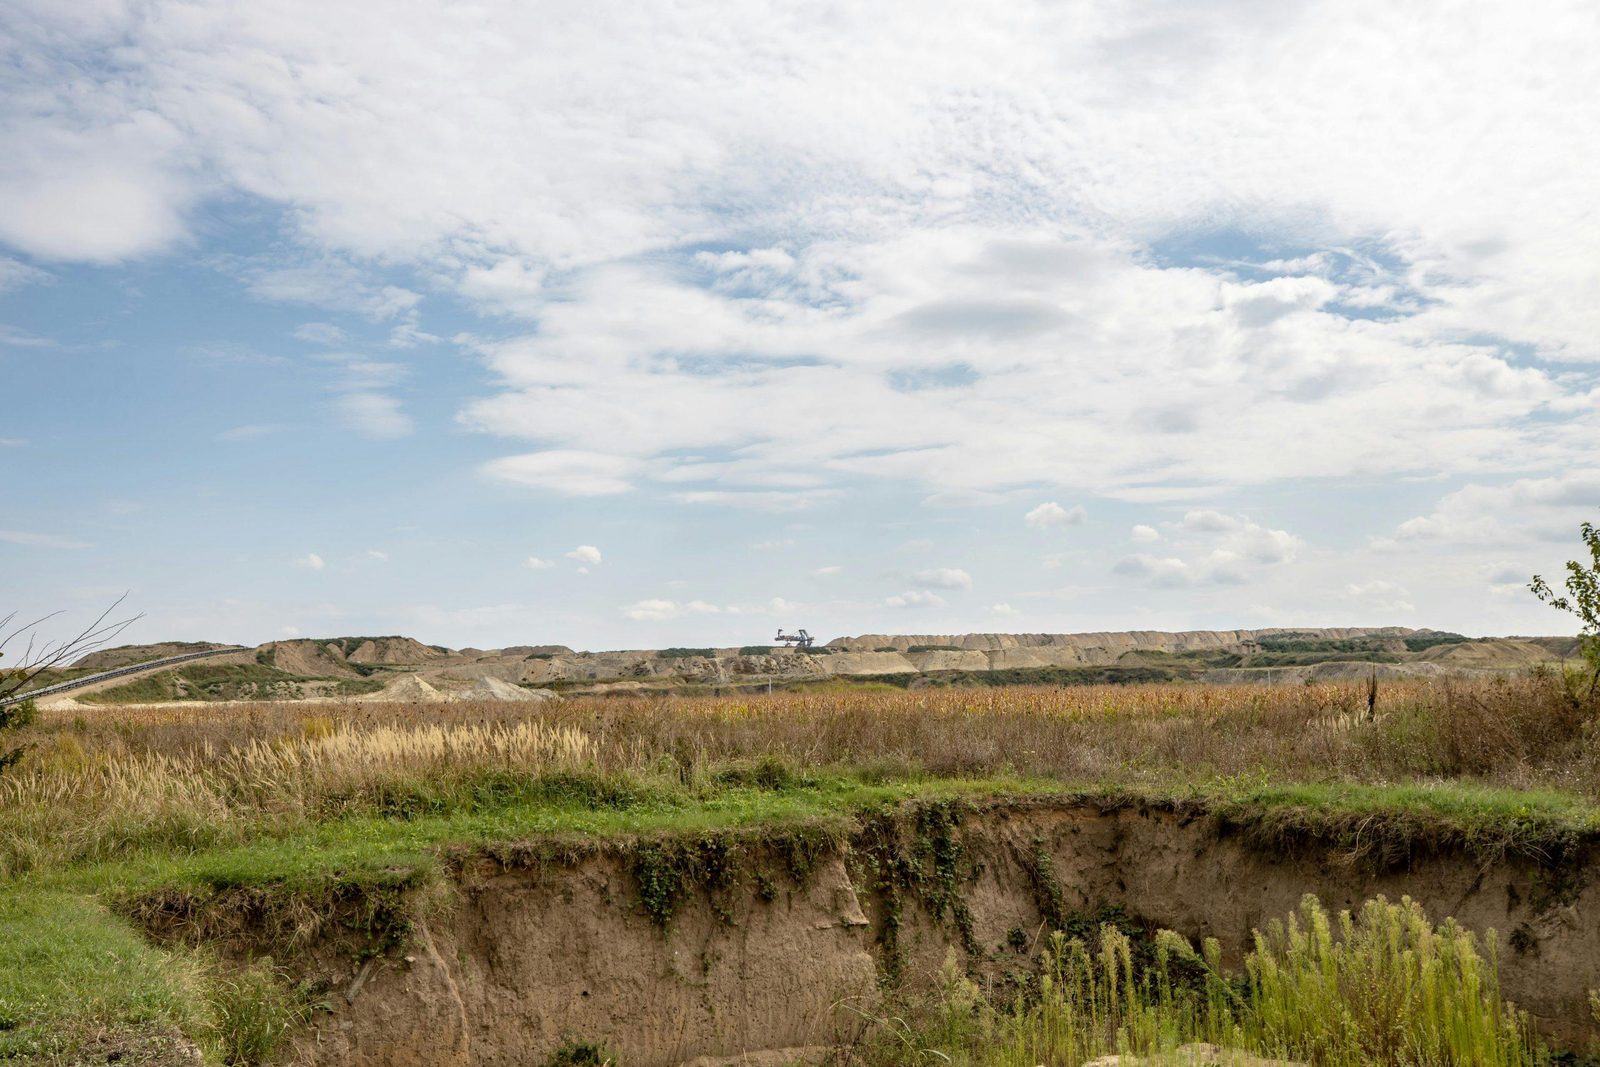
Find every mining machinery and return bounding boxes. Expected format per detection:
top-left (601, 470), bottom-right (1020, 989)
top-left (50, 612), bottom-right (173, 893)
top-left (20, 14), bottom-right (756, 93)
top-left (774, 628), bottom-right (816, 649)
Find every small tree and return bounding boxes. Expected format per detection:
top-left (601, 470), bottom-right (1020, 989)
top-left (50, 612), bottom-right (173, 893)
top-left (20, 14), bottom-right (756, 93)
top-left (0, 597), bottom-right (141, 775)
top-left (1530, 520), bottom-right (1600, 699)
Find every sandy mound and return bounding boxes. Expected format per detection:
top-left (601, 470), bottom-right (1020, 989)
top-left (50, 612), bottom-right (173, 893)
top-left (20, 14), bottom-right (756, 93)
top-left (816, 652), bottom-right (916, 676)
top-left (346, 637), bottom-right (450, 665)
top-left (904, 649), bottom-right (991, 672)
top-left (1419, 638), bottom-right (1557, 666)
top-left (370, 675), bottom-right (448, 702)
top-left (265, 640), bottom-right (365, 679)
top-left (464, 676), bottom-right (557, 702)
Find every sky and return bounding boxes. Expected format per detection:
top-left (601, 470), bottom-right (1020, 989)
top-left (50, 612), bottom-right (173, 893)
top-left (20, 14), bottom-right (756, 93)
top-left (2, 1), bottom-right (1598, 653)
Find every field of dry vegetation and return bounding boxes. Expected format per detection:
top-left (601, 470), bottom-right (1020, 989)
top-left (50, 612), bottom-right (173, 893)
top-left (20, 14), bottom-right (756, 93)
top-left (4, 671), bottom-right (1600, 1064)
top-left (5, 671), bottom-right (1600, 878)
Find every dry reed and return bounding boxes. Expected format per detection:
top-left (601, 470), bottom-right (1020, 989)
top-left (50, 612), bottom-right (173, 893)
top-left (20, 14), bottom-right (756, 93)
top-left (1, 672), bottom-right (1595, 878)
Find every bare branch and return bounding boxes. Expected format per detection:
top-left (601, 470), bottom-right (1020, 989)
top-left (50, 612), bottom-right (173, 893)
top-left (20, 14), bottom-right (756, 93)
top-left (0, 596), bottom-right (144, 702)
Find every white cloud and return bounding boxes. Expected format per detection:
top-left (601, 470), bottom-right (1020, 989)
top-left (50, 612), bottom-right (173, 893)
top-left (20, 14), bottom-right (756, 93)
top-left (1025, 502), bottom-right (1087, 529)
top-left (0, 105), bottom-right (191, 262)
top-left (1130, 524), bottom-right (1160, 543)
top-left (620, 598), bottom-right (722, 621)
top-left (1343, 580), bottom-right (1415, 615)
top-left (5, 3), bottom-right (1590, 511)
top-left (0, 438), bottom-right (26, 447)
top-left (671, 490), bottom-right (834, 512)
top-left (620, 600), bottom-right (675, 621)
top-left (813, 565), bottom-right (842, 576)
top-left (885, 590), bottom-right (946, 608)
top-left (1393, 474), bottom-right (1600, 546)
top-left (7, 1), bottom-right (1600, 644)
top-left (912, 567), bottom-right (973, 590)
top-left (565, 545), bottom-right (603, 566)
top-left (0, 257), bottom-right (50, 293)
top-left (1112, 554), bottom-right (1199, 588)
top-left (294, 552), bottom-right (325, 570)
top-left (0, 529), bottom-right (90, 549)
top-left (334, 392), bottom-right (413, 439)
top-left (1114, 510), bottom-right (1302, 587)
top-left (0, 325), bottom-right (55, 349)
top-left (990, 603), bottom-right (1019, 616)
top-left (484, 451), bottom-right (643, 496)
top-left (236, 260), bottom-right (422, 320)
top-left (1178, 511), bottom-right (1301, 565)
top-left (523, 556), bottom-right (553, 570)
top-left (367, 549), bottom-right (389, 561)
top-left (293, 322), bottom-right (349, 346)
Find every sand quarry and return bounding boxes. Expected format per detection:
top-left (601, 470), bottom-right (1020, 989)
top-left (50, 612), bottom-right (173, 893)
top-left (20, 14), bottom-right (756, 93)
top-left (49, 626), bottom-right (1579, 709)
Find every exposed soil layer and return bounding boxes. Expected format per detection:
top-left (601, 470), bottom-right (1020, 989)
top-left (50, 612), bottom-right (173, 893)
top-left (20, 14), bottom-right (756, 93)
top-left (136, 799), bottom-right (1600, 1066)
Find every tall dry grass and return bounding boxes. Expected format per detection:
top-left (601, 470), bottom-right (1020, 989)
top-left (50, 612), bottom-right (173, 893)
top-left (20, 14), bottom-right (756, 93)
top-left (0, 720), bottom-right (592, 875)
top-left (2, 671), bottom-right (1596, 878)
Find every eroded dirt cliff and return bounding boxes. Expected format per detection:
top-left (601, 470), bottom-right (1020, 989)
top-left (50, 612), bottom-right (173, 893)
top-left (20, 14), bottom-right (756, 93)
top-left (136, 799), bottom-right (1600, 1066)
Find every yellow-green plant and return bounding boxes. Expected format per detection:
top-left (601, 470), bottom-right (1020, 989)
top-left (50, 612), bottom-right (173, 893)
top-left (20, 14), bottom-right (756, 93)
top-left (875, 895), bottom-right (1545, 1067)
top-left (1244, 895), bottom-right (1539, 1066)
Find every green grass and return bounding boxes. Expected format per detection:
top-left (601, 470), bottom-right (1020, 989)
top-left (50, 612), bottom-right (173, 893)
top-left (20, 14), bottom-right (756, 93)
top-left (0, 889), bottom-right (210, 1057)
top-left (30, 774), bottom-right (1597, 901)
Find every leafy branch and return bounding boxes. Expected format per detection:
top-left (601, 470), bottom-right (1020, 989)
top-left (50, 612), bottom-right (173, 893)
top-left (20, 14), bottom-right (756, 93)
top-left (1530, 520), bottom-right (1600, 700)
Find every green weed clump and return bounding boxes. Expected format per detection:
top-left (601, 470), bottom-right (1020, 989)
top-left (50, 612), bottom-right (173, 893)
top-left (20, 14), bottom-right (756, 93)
top-left (204, 959), bottom-right (316, 1065)
top-left (1242, 896), bottom-right (1532, 1065)
top-left (877, 895), bottom-right (1545, 1067)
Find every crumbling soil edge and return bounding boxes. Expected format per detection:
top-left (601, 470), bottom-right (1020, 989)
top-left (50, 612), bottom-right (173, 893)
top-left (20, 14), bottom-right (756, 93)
top-left (127, 796), bottom-right (1600, 1065)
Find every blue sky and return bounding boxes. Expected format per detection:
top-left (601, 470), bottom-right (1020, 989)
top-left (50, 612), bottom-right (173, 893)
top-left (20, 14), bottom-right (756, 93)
top-left (2, 1), bottom-right (1598, 651)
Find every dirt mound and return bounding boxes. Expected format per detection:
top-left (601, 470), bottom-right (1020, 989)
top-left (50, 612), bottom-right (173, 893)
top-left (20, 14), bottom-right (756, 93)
top-left (344, 637), bottom-right (450, 665)
top-left (262, 641), bottom-right (365, 679)
top-left (369, 674), bottom-right (447, 702)
top-left (464, 676), bottom-right (556, 702)
top-left (1418, 639), bottom-right (1560, 667)
top-left (815, 651), bottom-right (917, 676)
